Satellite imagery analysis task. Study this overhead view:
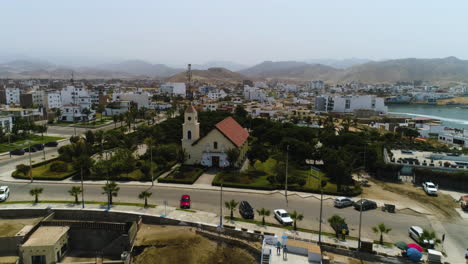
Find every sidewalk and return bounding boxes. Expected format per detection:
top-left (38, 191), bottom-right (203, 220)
top-left (0, 202), bottom-right (403, 260)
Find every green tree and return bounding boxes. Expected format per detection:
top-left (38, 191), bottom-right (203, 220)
top-left (29, 188), bottom-right (43, 203)
top-left (224, 199), bottom-right (239, 219)
top-left (256, 208), bottom-right (270, 226)
top-left (290, 210), bottom-right (304, 231)
top-left (68, 186), bottom-right (82, 204)
top-left (73, 155), bottom-right (94, 177)
top-left (138, 191), bottom-right (152, 207)
top-left (84, 130), bottom-right (95, 146)
top-left (113, 114), bottom-right (118, 128)
top-left (96, 105), bottom-right (106, 122)
top-left (16, 164), bottom-right (31, 176)
top-left (372, 223), bottom-right (392, 245)
top-left (226, 148), bottom-right (240, 169)
top-left (328, 214), bottom-right (346, 238)
top-left (247, 143), bottom-right (269, 165)
top-left (102, 181), bottom-right (120, 205)
top-left (420, 229), bottom-right (442, 248)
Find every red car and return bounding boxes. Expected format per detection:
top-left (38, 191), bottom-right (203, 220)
top-left (180, 194), bottom-right (191, 209)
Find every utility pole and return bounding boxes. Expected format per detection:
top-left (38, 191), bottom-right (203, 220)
top-left (81, 166), bottom-right (85, 208)
top-left (150, 143), bottom-right (154, 186)
top-left (319, 170), bottom-right (324, 244)
top-left (29, 142), bottom-right (33, 183)
top-left (219, 179), bottom-right (223, 227)
top-left (358, 144), bottom-right (366, 250)
top-left (285, 145), bottom-right (289, 206)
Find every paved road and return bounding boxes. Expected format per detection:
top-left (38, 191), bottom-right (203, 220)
top-left (2, 181), bottom-right (457, 242)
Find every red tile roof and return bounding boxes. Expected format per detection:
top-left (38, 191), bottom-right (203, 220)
top-left (215, 117), bottom-right (249, 148)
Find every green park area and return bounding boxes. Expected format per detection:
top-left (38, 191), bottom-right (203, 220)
top-left (12, 160), bottom-right (76, 180)
top-left (0, 135), bottom-right (64, 153)
top-left (159, 165), bottom-right (204, 184)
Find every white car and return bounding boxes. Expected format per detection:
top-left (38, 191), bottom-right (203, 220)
top-left (0, 186), bottom-right (10, 201)
top-left (422, 182), bottom-right (438, 196)
top-left (334, 197), bottom-right (354, 208)
top-left (274, 209), bottom-right (293, 225)
top-left (408, 226), bottom-right (434, 246)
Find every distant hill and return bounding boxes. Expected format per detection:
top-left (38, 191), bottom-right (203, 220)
top-left (304, 58), bottom-right (372, 69)
top-left (191, 61), bottom-right (248, 71)
top-left (239, 57), bottom-right (468, 83)
top-left (166, 67), bottom-right (246, 83)
top-left (96, 60), bottom-right (183, 78)
top-left (239, 61), bottom-right (339, 80)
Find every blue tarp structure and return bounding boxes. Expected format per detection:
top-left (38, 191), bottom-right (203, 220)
top-left (407, 247), bottom-right (422, 262)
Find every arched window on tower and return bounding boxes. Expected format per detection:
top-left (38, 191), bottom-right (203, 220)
top-left (187, 130), bottom-right (192, 140)
top-left (214, 141), bottom-right (218, 149)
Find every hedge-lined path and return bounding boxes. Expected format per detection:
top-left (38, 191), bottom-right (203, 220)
top-left (193, 168), bottom-right (218, 186)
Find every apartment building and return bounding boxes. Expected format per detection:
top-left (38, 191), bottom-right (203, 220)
top-left (160, 83), bottom-right (186, 97)
top-left (5, 87), bottom-right (20, 105)
top-left (315, 95), bottom-right (388, 114)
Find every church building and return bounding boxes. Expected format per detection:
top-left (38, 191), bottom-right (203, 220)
top-left (182, 105), bottom-right (249, 167)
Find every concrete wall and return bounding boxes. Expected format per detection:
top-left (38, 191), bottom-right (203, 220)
top-left (0, 237), bottom-right (22, 255)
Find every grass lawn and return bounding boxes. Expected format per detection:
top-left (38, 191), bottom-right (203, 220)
top-left (215, 158), bottom-right (338, 193)
top-left (12, 162), bottom-right (76, 180)
top-left (159, 165), bottom-right (204, 184)
top-left (73, 119), bottom-right (111, 127)
top-left (0, 135), bottom-right (64, 153)
top-left (1, 200), bottom-right (156, 208)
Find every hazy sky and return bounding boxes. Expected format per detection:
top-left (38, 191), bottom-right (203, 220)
top-left (2, 0), bottom-right (468, 66)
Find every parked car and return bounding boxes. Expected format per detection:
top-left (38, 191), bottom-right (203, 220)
top-left (9, 149), bottom-right (25, 156)
top-left (24, 146), bottom-right (38, 153)
top-left (353, 199), bottom-right (377, 211)
top-left (422, 182), bottom-right (438, 196)
top-left (0, 186), bottom-right (10, 202)
top-left (44, 141), bottom-right (58, 147)
top-left (274, 209), bottom-right (293, 225)
top-left (180, 194), bottom-right (191, 209)
top-left (239, 201), bottom-right (254, 219)
top-left (334, 197), bottom-right (354, 208)
top-left (32, 144), bottom-right (44, 150)
top-left (408, 226), bottom-right (434, 247)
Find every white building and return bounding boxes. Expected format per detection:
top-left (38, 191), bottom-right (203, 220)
top-left (203, 103), bottom-right (218, 111)
top-left (243, 85), bottom-right (268, 102)
top-left (46, 92), bottom-right (62, 109)
top-left (207, 90), bottom-right (227, 100)
top-left (105, 100), bottom-right (131, 116)
top-left (60, 104), bottom-right (95, 122)
top-left (305, 80), bottom-right (324, 90)
top-left (60, 86), bottom-right (91, 107)
top-left (315, 95), bottom-right (388, 114)
top-left (5, 88), bottom-right (20, 105)
top-left (439, 130), bottom-right (468, 148)
top-left (113, 90), bottom-right (150, 109)
top-left (0, 115), bottom-right (13, 132)
top-left (160, 83), bottom-right (186, 97)
top-left (32, 90), bottom-right (45, 106)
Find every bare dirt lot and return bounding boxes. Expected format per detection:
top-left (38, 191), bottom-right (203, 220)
top-left (364, 178), bottom-right (459, 220)
top-left (132, 225), bottom-right (258, 264)
top-left (0, 218), bottom-right (42, 237)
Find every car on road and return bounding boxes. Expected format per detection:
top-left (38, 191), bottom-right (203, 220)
top-left (10, 149), bottom-right (25, 155)
top-left (44, 141), bottom-right (59, 147)
top-left (0, 186), bottom-right (10, 202)
top-left (422, 182), bottom-right (438, 196)
top-left (334, 197), bottom-right (354, 208)
top-left (239, 201), bottom-right (254, 219)
top-left (180, 194), bottom-right (191, 209)
top-left (353, 199), bottom-right (377, 211)
top-left (24, 146), bottom-right (38, 153)
top-left (408, 226), bottom-right (434, 247)
top-left (274, 209), bottom-right (293, 225)
top-left (32, 144), bottom-right (44, 150)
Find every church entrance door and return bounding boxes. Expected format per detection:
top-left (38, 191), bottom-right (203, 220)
top-left (211, 156), bottom-right (220, 167)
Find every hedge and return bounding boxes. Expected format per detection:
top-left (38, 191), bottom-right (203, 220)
top-left (12, 170), bottom-right (78, 181)
top-left (158, 166), bottom-right (205, 184)
top-left (414, 168), bottom-right (468, 192)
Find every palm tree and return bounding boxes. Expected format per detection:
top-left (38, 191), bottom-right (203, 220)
top-left (29, 188), bottom-right (43, 203)
top-left (328, 214), bottom-right (346, 238)
top-left (372, 223), bottom-right (392, 245)
top-left (102, 181), bottom-right (120, 205)
top-left (224, 199), bottom-right (239, 219)
top-left (68, 186), bottom-right (82, 204)
top-left (138, 191), bottom-right (152, 207)
top-left (290, 210), bottom-right (304, 231)
top-left (256, 208), bottom-right (270, 226)
top-left (113, 114), bottom-right (118, 128)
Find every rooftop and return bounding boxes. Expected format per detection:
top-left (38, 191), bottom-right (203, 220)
top-left (22, 226), bottom-right (69, 247)
top-left (215, 116), bottom-right (249, 147)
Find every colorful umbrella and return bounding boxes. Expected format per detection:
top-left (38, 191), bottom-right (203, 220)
top-left (407, 247), bottom-right (423, 262)
top-left (394, 241), bottom-right (408, 250)
top-left (407, 243), bottom-right (423, 252)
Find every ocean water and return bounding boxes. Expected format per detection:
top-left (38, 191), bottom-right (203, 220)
top-left (387, 104), bottom-right (468, 129)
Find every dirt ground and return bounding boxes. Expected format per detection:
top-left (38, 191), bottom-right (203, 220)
top-left (363, 178), bottom-right (459, 220)
top-left (132, 225), bottom-right (258, 264)
top-left (0, 217), bottom-right (42, 237)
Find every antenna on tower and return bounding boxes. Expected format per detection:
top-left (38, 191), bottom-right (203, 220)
top-left (70, 71), bottom-right (74, 84)
top-left (186, 64), bottom-right (193, 100)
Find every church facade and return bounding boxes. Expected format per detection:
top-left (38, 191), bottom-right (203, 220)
top-left (181, 105), bottom-right (249, 167)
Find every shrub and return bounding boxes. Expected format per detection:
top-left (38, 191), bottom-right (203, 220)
top-left (16, 164), bottom-right (31, 175)
top-left (49, 161), bottom-right (68, 172)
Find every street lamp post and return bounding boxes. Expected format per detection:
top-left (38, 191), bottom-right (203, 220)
top-left (219, 179), bottom-right (223, 227)
top-left (319, 172), bottom-right (324, 244)
top-left (358, 144), bottom-right (366, 250)
top-left (285, 145), bottom-right (289, 207)
top-left (29, 142), bottom-right (33, 183)
top-left (81, 166), bottom-right (85, 208)
top-left (150, 143), bottom-right (154, 186)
